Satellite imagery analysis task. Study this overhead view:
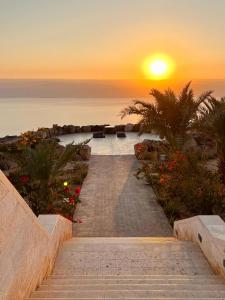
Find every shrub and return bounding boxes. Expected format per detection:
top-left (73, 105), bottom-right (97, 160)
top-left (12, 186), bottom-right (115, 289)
top-left (6, 140), bottom-right (86, 221)
top-left (137, 151), bottom-right (225, 224)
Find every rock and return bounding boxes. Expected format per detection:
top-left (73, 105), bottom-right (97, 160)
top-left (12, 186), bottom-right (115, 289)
top-left (48, 128), bottom-right (55, 137)
top-left (134, 140), bottom-right (168, 160)
top-left (104, 126), bottom-right (116, 134)
top-left (115, 125), bottom-right (125, 132)
top-left (81, 126), bottom-right (91, 133)
top-left (36, 129), bottom-right (50, 139)
top-left (125, 123), bottom-right (134, 132)
top-left (132, 123), bottom-right (140, 132)
top-left (79, 145), bottom-right (91, 161)
top-left (117, 132), bottom-right (126, 138)
top-left (0, 135), bottom-right (19, 144)
top-left (53, 124), bottom-right (64, 135)
top-left (73, 126), bottom-right (81, 133)
top-left (93, 132), bottom-right (105, 138)
top-left (67, 125), bottom-right (75, 133)
top-left (91, 125), bottom-right (106, 132)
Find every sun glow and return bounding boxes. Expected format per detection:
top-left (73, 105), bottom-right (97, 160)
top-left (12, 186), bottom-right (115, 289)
top-left (142, 54), bottom-right (175, 80)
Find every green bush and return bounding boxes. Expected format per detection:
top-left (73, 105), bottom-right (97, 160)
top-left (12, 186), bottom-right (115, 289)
top-left (137, 151), bottom-right (225, 225)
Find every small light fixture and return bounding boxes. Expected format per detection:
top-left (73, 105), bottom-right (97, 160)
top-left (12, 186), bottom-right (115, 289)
top-left (198, 233), bottom-right (202, 243)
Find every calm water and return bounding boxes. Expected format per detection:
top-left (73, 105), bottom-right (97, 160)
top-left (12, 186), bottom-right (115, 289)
top-left (0, 98), bottom-right (138, 137)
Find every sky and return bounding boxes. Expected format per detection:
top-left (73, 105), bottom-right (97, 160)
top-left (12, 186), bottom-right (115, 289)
top-left (1, 0), bottom-right (225, 80)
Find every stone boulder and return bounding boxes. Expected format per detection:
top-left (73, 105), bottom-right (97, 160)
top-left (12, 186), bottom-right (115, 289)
top-left (104, 126), bottom-right (116, 134)
top-left (134, 140), bottom-right (169, 160)
top-left (115, 125), bottom-right (125, 132)
top-left (91, 125), bottom-right (106, 132)
top-left (81, 126), bottom-right (91, 133)
top-left (125, 123), bottom-right (134, 132)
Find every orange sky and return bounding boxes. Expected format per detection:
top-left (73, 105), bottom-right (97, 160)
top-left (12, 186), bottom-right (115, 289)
top-left (1, 0), bottom-right (225, 80)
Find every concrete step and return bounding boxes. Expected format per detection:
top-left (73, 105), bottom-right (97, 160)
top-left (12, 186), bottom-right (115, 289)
top-left (49, 275), bottom-right (220, 280)
top-left (65, 237), bottom-right (178, 243)
top-left (39, 283), bottom-right (225, 291)
top-left (44, 277), bottom-right (224, 285)
top-left (26, 236), bottom-right (225, 299)
top-left (26, 298), bottom-right (225, 300)
top-left (27, 289), bottom-right (225, 298)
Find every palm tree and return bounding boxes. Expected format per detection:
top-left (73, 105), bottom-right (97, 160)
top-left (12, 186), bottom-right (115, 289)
top-left (198, 97), bottom-right (225, 183)
top-left (121, 82), bottom-right (212, 149)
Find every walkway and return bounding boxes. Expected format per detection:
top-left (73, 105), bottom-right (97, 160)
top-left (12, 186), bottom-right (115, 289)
top-left (73, 155), bottom-right (172, 237)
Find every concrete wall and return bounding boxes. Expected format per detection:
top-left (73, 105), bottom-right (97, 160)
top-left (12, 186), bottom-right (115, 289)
top-left (0, 170), bottom-right (72, 300)
top-left (174, 215), bottom-right (225, 278)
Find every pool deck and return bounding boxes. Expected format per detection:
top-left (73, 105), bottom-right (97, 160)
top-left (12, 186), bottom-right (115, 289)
top-left (73, 155), bottom-right (172, 237)
top-left (60, 132), bottom-right (160, 155)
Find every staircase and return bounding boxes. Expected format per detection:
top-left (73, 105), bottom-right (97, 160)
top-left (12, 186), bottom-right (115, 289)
top-left (27, 237), bottom-right (225, 299)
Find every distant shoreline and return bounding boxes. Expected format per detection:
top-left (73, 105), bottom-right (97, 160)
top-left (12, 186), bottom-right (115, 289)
top-left (0, 79), bottom-right (225, 98)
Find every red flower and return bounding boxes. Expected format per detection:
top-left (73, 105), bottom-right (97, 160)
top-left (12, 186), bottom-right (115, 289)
top-left (64, 187), bottom-right (70, 193)
top-left (19, 175), bottom-right (29, 184)
top-left (135, 143), bottom-right (143, 153)
top-left (76, 218), bottom-right (83, 223)
top-left (167, 161), bottom-right (176, 171)
top-left (75, 187), bottom-right (81, 195)
top-left (69, 197), bottom-right (75, 205)
top-left (159, 177), bottom-right (165, 184)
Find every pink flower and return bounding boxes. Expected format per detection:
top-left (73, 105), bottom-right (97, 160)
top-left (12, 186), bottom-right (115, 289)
top-left (76, 218), bottom-right (83, 224)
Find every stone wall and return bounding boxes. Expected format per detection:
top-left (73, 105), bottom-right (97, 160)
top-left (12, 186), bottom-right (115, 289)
top-left (174, 215), bottom-right (225, 278)
top-left (0, 170), bottom-right (72, 300)
top-left (0, 123), bottom-right (140, 143)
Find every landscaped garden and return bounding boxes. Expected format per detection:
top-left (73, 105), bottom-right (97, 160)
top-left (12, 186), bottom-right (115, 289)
top-left (122, 82), bottom-right (225, 225)
top-left (0, 131), bottom-right (90, 222)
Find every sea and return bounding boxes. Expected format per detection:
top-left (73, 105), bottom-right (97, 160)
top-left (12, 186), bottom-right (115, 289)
top-left (0, 98), bottom-right (138, 137)
top-left (1, 79), bottom-right (225, 137)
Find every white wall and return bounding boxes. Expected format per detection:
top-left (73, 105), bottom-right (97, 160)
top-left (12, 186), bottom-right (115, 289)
top-left (0, 170), bottom-right (72, 300)
top-left (174, 215), bottom-right (225, 278)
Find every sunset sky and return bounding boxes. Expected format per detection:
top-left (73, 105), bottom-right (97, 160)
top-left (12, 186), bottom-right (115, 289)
top-left (1, 0), bottom-right (225, 80)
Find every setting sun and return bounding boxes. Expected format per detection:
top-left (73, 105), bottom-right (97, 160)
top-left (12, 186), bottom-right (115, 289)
top-left (142, 54), bottom-right (175, 80)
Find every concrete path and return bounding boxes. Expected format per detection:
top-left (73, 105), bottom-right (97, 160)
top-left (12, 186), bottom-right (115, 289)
top-left (73, 155), bottom-right (172, 237)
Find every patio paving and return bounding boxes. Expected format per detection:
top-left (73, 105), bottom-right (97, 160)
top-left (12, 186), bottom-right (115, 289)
top-left (73, 155), bottom-right (172, 237)
top-left (60, 132), bottom-right (160, 155)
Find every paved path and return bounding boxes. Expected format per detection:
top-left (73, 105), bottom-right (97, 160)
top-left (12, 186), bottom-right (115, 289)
top-left (73, 155), bottom-right (172, 237)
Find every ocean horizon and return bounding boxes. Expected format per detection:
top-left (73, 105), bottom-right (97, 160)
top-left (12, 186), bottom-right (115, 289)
top-left (1, 79), bottom-right (225, 137)
top-left (0, 97), bottom-right (139, 137)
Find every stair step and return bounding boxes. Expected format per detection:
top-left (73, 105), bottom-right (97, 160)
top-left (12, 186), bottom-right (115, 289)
top-left (26, 298), bottom-right (225, 300)
top-left (39, 283), bottom-right (225, 291)
top-left (49, 275), bottom-right (219, 279)
top-left (28, 289), bottom-right (225, 298)
top-left (44, 278), bottom-right (224, 285)
top-left (65, 237), bottom-right (178, 243)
